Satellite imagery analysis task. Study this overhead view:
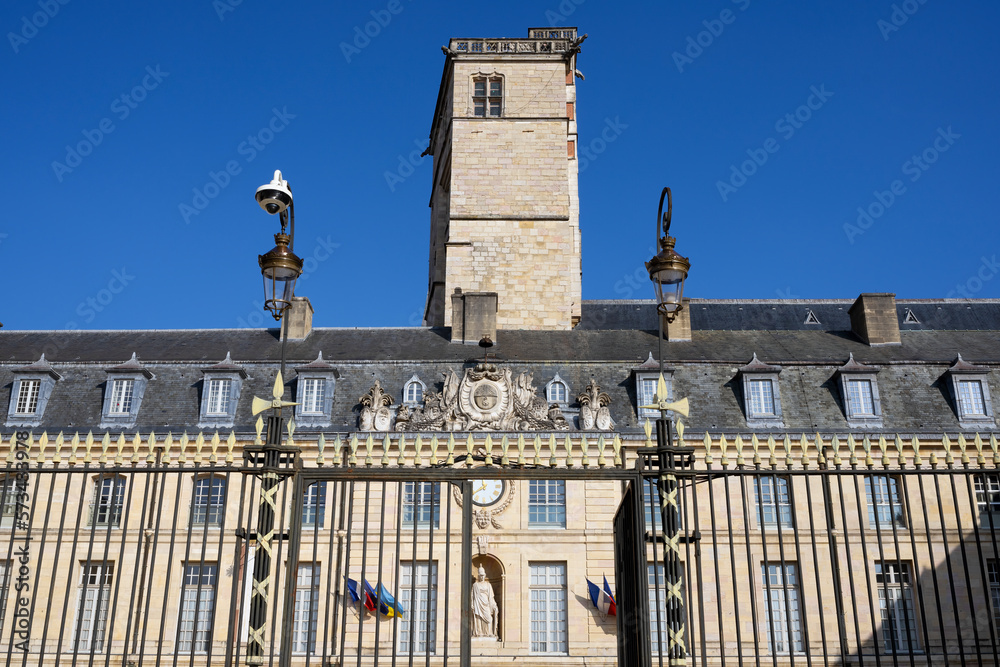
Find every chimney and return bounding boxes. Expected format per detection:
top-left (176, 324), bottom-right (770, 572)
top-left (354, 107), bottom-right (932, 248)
top-left (664, 298), bottom-right (692, 342)
top-left (281, 296), bottom-right (314, 340)
top-left (450, 289), bottom-right (498, 344)
top-left (848, 293), bottom-right (900, 346)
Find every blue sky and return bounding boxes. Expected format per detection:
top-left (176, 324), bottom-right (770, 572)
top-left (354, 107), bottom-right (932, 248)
top-left (2, 0), bottom-right (998, 331)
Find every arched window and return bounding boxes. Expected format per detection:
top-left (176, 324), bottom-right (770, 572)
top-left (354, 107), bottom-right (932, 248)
top-left (404, 375), bottom-right (426, 405)
top-left (545, 374), bottom-right (569, 405)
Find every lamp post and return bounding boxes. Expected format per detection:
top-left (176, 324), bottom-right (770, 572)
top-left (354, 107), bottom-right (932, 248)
top-left (245, 170), bottom-right (303, 666)
top-left (645, 186), bottom-right (690, 665)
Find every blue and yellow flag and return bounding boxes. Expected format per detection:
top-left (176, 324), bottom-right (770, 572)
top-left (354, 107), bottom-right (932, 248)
top-left (366, 581), bottom-right (406, 618)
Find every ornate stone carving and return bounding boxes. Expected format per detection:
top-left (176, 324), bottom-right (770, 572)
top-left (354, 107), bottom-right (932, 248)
top-left (359, 380), bottom-right (393, 431)
top-left (400, 363), bottom-right (570, 432)
top-left (578, 379), bottom-right (613, 430)
top-left (453, 481), bottom-right (515, 529)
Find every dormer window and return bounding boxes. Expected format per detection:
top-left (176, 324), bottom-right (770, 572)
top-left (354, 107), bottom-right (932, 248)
top-left (836, 354), bottom-right (883, 427)
top-left (473, 75), bottom-right (503, 117)
top-left (403, 375), bottom-right (426, 406)
top-left (14, 380), bottom-right (40, 414)
top-left (634, 352), bottom-right (672, 420)
top-left (100, 353), bottom-right (153, 429)
top-left (545, 374), bottom-right (570, 406)
top-left (6, 354), bottom-right (60, 428)
top-left (293, 352), bottom-right (337, 427)
top-left (739, 354), bottom-right (784, 428)
top-left (198, 352), bottom-right (246, 428)
top-left (947, 355), bottom-right (995, 428)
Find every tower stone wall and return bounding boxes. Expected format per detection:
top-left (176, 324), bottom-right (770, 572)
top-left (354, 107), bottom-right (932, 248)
top-left (424, 30), bottom-right (583, 331)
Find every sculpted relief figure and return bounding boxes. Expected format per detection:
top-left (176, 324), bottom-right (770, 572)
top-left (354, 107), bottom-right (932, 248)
top-left (359, 380), bottom-right (393, 431)
top-left (471, 567), bottom-right (499, 639)
top-left (578, 379), bottom-right (614, 430)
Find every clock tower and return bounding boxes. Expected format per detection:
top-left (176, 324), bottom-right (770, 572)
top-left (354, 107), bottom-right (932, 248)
top-left (423, 28), bottom-right (585, 331)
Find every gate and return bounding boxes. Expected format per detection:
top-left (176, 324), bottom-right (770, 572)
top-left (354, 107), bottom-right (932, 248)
top-left (3, 428), bottom-right (999, 666)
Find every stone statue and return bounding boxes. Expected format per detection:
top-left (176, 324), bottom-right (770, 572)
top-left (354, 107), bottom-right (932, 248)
top-left (471, 566), bottom-right (498, 639)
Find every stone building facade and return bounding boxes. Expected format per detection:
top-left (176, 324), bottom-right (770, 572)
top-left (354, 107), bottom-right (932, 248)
top-left (1, 27), bottom-right (999, 667)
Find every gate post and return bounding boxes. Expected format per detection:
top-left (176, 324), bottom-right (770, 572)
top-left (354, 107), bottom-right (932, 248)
top-left (655, 418), bottom-right (692, 666)
top-left (460, 480), bottom-right (473, 667)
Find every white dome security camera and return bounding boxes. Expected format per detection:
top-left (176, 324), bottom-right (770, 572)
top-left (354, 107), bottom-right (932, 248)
top-left (255, 170), bottom-right (293, 214)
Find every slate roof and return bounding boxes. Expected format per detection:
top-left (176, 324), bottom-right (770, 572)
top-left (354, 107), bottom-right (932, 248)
top-left (3, 299), bottom-right (1000, 436)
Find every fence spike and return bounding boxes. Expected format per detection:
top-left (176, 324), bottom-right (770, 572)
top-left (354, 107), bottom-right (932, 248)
top-left (643, 419), bottom-right (653, 447)
top-left (364, 433), bottom-right (374, 467)
top-left (53, 431), bottom-right (65, 465)
top-left (974, 432), bottom-right (986, 466)
top-left (443, 432), bottom-right (454, 466)
top-left (484, 433), bottom-right (494, 466)
top-left (226, 431), bottom-right (236, 465)
top-left (83, 431), bottom-right (95, 465)
top-left (929, 449), bottom-right (939, 468)
top-left (751, 434), bottom-right (762, 466)
top-left (255, 417), bottom-right (264, 446)
top-left (348, 434), bottom-right (358, 466)
top-left (799, 434), bottom-right (809, 469)
top-left (465, 433), bottom-right (475, 466)
top-left (316, 432), bottom-right (327, 467)
top-left (129, 432), bottom-right (142, 465)
top-left (942, 434), bottom-right (954, 466)
top-left (990, 434), bottom-right (999, 464)
top-left (877, 435), bottom-right (888, 466)
top-left (415, 434), bottom-right (426, 466)
top-left (830, 434), bottom-right (841, 467)
top-left (332, 434), bottom-right (343, 466)
top-left (597, 434), bottom-right (607, 468)
top-left (561, 434), bottom-right (573, 467)
top-left (845, 434), bottom-right (856, 466)
top-left (34, 432), bottom-right (46, 466)
top-left (114, 433), bottom-right (125, 466)
top-left (548, 433), bottom-right (558, 467)
top-left (381, 433), bottom-right (392, 467)
top-left (286, 420), bottom-right (296, 448)
top-left (783, 434), bottom-right (793, 463)
top-left (517, 433), bottom-right (526, 465)
top-left (765, 435), bottom-right (777, 467)
top-left (210, 432), bottom-right (220, 464)
top-left (612, 434), bottom-right (623, 467)
top-left (194, 432), bottom-right (205, 464)
top-left (178, 432), bottom-right (189, 466)
top-left (69, 432), bottom-right (82, 466)
top-left (98, 432), bottom-right (110, 464)
top-left (164, 432), bottom-right (175, 466)
top-left (894, 434), bottom-right (905, 467)
top-left (734, 435), bottom-right (745, 466)
top-left (533, 435), bottom-right (543, 466)
top-left (580, 433), bottom-right (590, 467)
top-left (815, 432), bottom-right (827, 468)
top-left (862, 435), bottom-right (873, 467)
top-left (430, 433), bottom-right (441, 466)
top-left (396, 433), bottom-right (407, 467)
top-left (719, 434), bottom-right (730, 469)
top-left (147, 432), bottom-right (158, 465)
top-left (912, 435), bottom-right (922, 467)
top-left (676, 419), bottom-right (685, 443)
top-left (500, 435), bottom-right (510, 466)
top-left (958, 433), bottom-right (970, 465)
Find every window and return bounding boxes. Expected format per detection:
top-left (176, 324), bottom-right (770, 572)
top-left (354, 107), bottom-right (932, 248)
top-left (755, 476), bottom-right (793, 529)
top-left (546, 374), bottom-right (569, 405)
top-left (528, 480), bottom-right (565, 527)
top-left (529, 563), bottom-right (567, 653)
top-left (90, 477), bottom-right (126, 527)
top-left (14, 380), bottom-right (39, 414)
top-left (293, 564), bottom-right (320, 653)
top-left (989, 560), bottom-right (1000, 634)
top-left (300, 378), bottom-right (325, 415)
top-left (403, 482), bottom-right (439, 528)
top-left (846, 379), bottom-right (875, 416)
top-left (473, 76), bottom-right (502, 117)
top-left (109, 379), bottom-right (134, 414)
top-left (762, 562), bottom-right (803, 653)
top-left (400, 562), bottom-right (438, 654)
top-left (191, 477), bottom-right (226, 526)
top-left (837, 355), bottom-right (882, 424)
top-left (866, 476), bottom-right (905, 528)
top-left (876, 561), bottom-right (919, 653)
top-left (302, 482), bottom-right (326, 528)
top-left (73, 563), bottom-right (113, 652)
top-left (7, 355), bottom-right (60, 427)
top-left (975, 473), bottom-right (1000, 513)
top-left (958, 379), bottom-right (987, 416)
top-left (643, 479), bottom-right (662, 531)
top-left (0, 562), bottom-right (10, 636)
top-left (947, 356), bottom-right (994, 424)
top-left (206, 379), bottom-right (231, 415)
top-left (648, 563), bottom-right (668, 652)
top-left (404, 380), bottom-right (423, 404)
top-left (0, 478), bottom-right (19, 528)
top-left (747, 379), bottom-right (776, 416)
top-left (177, 563), bottom-right (217, 653)
top-left (637, 375), bottom-right (665, 419)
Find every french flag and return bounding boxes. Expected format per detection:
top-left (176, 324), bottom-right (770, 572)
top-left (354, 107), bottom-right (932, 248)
top-left (587, 577), bottom-right (617, 616)
top-left (346, 577), bottom-right (375, 612)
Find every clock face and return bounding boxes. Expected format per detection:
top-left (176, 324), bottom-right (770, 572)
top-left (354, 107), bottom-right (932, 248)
top-left (472, 480), bottom-right (505, 507)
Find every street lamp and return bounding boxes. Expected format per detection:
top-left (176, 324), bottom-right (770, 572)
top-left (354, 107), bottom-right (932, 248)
top-left (256, 170), bottom-right (303, 321)
top-left (645, 187), bottom-right (690, 324)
